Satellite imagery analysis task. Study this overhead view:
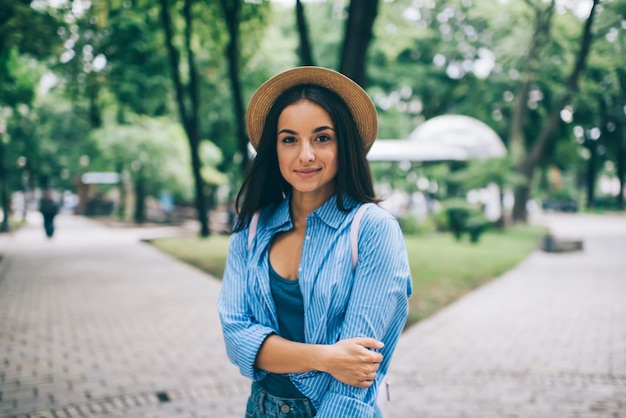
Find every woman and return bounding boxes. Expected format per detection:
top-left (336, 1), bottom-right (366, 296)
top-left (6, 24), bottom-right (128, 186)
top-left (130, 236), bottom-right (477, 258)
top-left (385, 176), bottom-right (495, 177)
top-left (218, 66), bottom-right (412, 418)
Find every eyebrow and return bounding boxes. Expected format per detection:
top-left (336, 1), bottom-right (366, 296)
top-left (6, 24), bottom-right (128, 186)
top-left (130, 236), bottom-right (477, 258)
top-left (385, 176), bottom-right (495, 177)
top-left (277, 126), bottom-right (335, 135)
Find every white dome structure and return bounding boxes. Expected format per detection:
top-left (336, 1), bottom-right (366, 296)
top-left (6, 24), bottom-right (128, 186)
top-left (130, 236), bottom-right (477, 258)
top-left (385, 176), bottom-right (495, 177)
top-left (368, 114), bottom-right (507, 162)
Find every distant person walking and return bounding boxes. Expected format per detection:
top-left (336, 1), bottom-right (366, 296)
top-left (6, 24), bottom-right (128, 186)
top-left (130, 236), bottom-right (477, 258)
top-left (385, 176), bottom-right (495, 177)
top-left (39, 190), bottom-right (59, 238)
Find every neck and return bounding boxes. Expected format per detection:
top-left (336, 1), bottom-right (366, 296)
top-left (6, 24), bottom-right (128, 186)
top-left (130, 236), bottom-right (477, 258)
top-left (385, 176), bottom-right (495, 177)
top-left (290, 191), bottom-right (334, 229)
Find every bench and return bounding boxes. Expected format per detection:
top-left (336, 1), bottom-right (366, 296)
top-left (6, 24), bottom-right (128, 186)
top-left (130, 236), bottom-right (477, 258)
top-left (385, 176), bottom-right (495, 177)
top-left (541, 234), bottom-right (584, 253)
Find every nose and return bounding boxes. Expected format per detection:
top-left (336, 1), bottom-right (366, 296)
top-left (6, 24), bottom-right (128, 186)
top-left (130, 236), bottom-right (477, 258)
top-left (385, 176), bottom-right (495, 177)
top-left (298, 142), bottom-right (315, 163)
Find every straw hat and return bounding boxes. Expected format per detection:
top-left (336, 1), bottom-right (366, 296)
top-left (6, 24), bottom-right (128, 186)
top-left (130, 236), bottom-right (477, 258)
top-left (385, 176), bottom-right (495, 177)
top-left (246, 66), bottom-right (378, 152)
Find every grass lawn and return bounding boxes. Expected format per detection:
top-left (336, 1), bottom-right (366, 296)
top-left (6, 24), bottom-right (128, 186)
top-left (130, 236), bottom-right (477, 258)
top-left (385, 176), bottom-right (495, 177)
top-left (403, 225), bottom-right (545, 325)
top-left (150, 224), bottom-right (545, 328)
top-left (150, 234), bottom-right (232, 279)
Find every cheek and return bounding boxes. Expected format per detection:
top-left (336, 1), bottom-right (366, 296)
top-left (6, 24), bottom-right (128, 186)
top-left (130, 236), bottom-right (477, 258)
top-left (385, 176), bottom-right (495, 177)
top-left (277, 151), bottom-right (291, 178)
top-left (324, 150), bottom-right (339, 175)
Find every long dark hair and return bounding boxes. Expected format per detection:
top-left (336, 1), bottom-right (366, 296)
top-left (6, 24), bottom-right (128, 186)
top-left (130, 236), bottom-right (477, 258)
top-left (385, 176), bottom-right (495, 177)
top-left (233, 84), bottom-right (377, 232)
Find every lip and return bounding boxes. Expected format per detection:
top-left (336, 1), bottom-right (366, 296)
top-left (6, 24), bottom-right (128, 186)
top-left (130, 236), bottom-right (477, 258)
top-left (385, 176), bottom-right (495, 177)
top-left (294, 168), bottom-right (321, 178)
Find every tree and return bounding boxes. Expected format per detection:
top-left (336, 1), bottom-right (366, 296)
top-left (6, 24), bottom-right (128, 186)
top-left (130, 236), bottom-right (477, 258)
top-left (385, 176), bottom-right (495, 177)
top-left (339, 0), bottom-right (380, 86)
top-left (580, 0), bottom-right (626, 210)
top-left (88, 117), bottom-right (220, 222)
top-left (218, 1), bottom-right (248, 173)
top-left (158, 0), bottom-right (210, 236)
top-left (295, 0), bottom-right (315, 66)
top-left (100, 2), bottom-right (172, 119)
top-left (448, 157), bottom-right (526, 228)
top-left (0, 0), bottom-right (61, 231)
top-left (511, 0), bottom-right (599, 222)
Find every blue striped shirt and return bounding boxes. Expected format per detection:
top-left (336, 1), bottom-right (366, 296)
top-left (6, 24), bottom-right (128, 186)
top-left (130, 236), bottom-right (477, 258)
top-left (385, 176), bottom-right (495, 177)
top-left (218, 195), bottom-right (413, 418)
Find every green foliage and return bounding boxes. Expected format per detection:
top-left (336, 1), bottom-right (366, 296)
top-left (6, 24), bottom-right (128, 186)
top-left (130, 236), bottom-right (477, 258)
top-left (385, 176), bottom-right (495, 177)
top-left (441, 198), bottom-right (491, 243)
top-left (0, 0), bottom-right (63, 57)
top-left (101, 4), bottom-right (172, 117)
top-left (89, 116), bottom-right (224, 201)
top-left (0, 48), bottom-right (43, 107)
top-left (30, 91), bottom-right (96, 189)
top-left (448, 157), bottom-right (527, 191)
top-left (398, 213), bottom-right (437, 236)
top-left (1, 0), bottom-right (622, 225)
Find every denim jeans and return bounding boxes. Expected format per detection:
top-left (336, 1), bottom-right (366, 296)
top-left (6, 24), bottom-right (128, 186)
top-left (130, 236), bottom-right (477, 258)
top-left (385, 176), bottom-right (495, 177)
top-left (245, 381), bottom-right (316, 417)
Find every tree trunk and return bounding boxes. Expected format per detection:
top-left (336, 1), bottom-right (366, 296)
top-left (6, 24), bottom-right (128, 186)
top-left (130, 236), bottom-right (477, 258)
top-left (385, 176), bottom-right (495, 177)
top-left (295, 0), bottom-right (315, 66)
top-left (512, 0), bottom-right (598, 222)
top-left (508, 1), bottom-right (555, 158)
top-left (219, 1), bottom-right (249, 174)
top-left (159, 0), bottom-right (210, 236)
top-left (0, 138), bottom-right (9, 232)
top-left (585, 140), bottom-right (597, 209)
top-left (339, 0), bottom-right (379, 86)
top-left (116, 161), bottom-right (126, 219)
top-left (617, 123), bottom-right (625, 210)
top-left (133, 169), bottom-right (145, 224)
top-left (495, 182), bottom-right (506, 229)
top-left (87, 74), bottom-right (102, 128)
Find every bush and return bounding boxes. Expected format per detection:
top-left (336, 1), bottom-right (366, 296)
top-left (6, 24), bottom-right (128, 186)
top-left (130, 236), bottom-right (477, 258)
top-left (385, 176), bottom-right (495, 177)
top-left (398, 214), bottom-right (437, 235)
top-left (442, 199), bottom-right (491, 243)
top-left (431, 207), bottom-right (450, 231)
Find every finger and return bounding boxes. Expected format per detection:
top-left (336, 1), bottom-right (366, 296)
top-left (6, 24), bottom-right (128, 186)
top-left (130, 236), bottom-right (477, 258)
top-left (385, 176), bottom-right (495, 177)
top-left (363, 371), bottom-right (377, 381)
top-left (354, 338), bottom-right (384, 350)
top-left (358, 380), bottom-right (374, 388)
top-left (356, 351), bottom-right (383, 365)
top-left (370, 352), bottom-right (383, 363)
top-left (356, 369), bottom-right (377, 380)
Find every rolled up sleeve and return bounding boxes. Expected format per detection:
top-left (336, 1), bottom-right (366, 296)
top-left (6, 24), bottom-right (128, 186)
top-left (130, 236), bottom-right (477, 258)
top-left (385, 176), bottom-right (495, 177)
top-left (218, 231), bottom-right (276, 381)
top-left (317, 212), bottom-right (412, 414)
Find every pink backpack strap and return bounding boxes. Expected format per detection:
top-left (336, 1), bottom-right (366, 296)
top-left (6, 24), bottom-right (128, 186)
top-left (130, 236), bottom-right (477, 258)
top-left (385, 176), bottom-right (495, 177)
top-left (248, 211), bottom-right (260, 250)
top-left (350, 203), bottom-right (375, 270)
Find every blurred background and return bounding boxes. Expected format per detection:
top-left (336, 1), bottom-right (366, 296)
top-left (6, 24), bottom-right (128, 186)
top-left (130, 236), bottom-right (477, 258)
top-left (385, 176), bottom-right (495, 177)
top-left (0, 0), bottom-right (623, 237)
top-left (1, 1), bottom-right (626, 417)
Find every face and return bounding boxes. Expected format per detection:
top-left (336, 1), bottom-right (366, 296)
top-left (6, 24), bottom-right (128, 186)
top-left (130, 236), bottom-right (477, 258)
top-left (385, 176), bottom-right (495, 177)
top-left (276, 99), bottom-right (338, 201)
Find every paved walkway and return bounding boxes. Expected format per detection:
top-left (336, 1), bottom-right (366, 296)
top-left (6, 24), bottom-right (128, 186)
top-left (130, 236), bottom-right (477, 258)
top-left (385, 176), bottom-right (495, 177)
top-left (386, 213), bottom-right (626, 418)
top-left (0, 212), bottom-right (624, 417)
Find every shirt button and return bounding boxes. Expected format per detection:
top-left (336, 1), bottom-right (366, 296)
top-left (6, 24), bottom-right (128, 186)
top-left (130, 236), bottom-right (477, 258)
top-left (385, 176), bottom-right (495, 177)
top-left (305, 235), bottom-right (310, 240)
top-left (281, 404), bottom-right (291, 413)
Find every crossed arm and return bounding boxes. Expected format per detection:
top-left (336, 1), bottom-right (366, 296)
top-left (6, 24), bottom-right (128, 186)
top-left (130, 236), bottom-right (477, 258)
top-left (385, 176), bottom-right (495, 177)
top-left (219, 215), bottom-right (410, 393)
top-left (255, 334), bottom-right (384, 388)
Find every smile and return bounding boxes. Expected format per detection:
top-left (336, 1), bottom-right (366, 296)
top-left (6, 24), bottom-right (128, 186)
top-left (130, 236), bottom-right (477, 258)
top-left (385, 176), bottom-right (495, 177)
top-left (294, 168), bottom-right (321, 178)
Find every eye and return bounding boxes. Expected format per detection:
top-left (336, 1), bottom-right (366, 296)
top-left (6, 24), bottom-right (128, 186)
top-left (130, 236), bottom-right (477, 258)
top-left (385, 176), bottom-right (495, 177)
top-left (280, 136), bottom-right (297, 144)
top-left (317, 134), bottom-right (332, 143)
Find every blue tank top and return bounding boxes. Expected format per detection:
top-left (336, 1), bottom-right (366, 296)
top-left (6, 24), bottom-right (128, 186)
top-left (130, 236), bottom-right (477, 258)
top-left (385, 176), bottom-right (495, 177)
top-left (258, 262), bottom-right (307, 398)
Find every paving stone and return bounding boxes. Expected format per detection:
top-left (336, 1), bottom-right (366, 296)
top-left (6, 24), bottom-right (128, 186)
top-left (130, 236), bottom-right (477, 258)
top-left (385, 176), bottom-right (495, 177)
top-left (1, 212), bottom-right (625, 417)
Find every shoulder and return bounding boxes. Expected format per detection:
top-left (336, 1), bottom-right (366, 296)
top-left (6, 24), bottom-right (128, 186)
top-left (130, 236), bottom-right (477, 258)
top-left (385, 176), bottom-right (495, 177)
top-left (357, 203), bottom-right (397, 225)
top-left (228, 227), bottom-right (247, 253)
top-left (355, 203), bottom-right (402, 239)
top-left (231, 203), bottom-right (280, 250)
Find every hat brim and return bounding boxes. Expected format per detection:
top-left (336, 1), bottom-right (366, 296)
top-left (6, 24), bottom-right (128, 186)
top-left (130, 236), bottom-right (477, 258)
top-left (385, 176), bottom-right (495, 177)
top-left (246, 66), bottom-right (378, 153)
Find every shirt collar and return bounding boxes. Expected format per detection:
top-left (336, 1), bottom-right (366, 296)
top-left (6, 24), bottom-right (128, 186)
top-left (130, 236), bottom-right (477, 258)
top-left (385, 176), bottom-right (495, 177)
top-left (266, 198), bottom-right (292, 231)
top-left (266, 193), bottom-right (358, 231)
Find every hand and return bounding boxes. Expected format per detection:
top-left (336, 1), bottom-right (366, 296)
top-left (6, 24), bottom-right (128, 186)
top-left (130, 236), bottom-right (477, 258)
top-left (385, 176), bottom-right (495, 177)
top-left (321, 337), bottom-right (384, 388)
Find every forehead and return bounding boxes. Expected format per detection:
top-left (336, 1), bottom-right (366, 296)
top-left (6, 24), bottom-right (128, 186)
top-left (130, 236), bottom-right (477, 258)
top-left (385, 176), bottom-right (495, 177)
top-left (278, 100), bottom-right (333, 126)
